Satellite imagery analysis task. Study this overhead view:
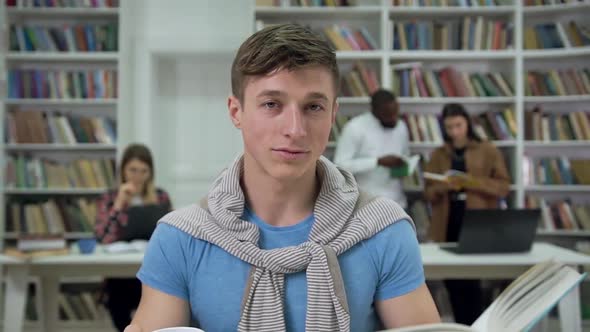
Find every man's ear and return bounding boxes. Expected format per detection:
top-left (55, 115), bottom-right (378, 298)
top-left (332, 99), bottom-right (339, 124)
top-left (228, 95), bottom-right (243, 129)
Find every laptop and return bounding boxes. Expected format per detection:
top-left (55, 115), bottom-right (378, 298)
top-left (121, 204), bottom-right (169, 241)
top-left (441, 209), bottom-right (540, 254)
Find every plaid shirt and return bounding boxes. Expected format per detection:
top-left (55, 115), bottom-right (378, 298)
top-left (94, 188), bottom-right (172, 244)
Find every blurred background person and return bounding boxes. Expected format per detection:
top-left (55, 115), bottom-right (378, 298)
top-left (334, 89), bottom-right (410, 208)
top-left (94, 143), bottom-right (172, 332)
top-left (424, 103), bottom-right (511, 325)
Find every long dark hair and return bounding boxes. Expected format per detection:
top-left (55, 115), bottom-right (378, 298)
top-left (441, 103), bottom-right (482, 144)
top-left (118, 143), bottom-right (156, 199)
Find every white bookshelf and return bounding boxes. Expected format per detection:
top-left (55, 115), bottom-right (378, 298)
top-left (3, 188), bottom-right (109, 195)
top-left (522, 46), bottom-right (590, 59)
top-left (255, 0), bottom-right (590, 234)
top-left (6, 7), bottom-right (119, 17)
top-left (4, 143), bottom-right (117, 151)
top-left (1, 1), bottom-right (120, 327)
top-left (4, 98), bottom-right (118, 106)
top-left (5, 52), bottom-right (120, 62)
top-left (388, 5), bottom-right (515, 16)
top-left (389, 50), bottom-right (516, 60)
top-left (524, 185), bottom-right (590, 193)
top-left (522, 2), bottom-right (590, 15)
top-left (397, 97), bottom-right (516, 104)
top-left (524, 141), bottom-right (590, 148)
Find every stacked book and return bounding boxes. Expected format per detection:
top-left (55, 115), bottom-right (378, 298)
top-left (393, 18), bottom-right (513, 50)
top-left (523, 157), bottom-right (590, 185)
top-left (392, 63), bottom-right (514, 98)
top-left (524, 108), bottom-right (590, 141)
top-left (9, 23), bottom-right (118, 52)
top-left (526, 196), bottom-right (590, 231)
top-left (5, 155), bottom-right (116, 189)
top-left (5, 111), bottom-right (116, 144)
top-left (525, 68), bottom-right (590, 96)
top-left (7, 69), bottom-right (118, 99)
top-left (5, 198), bottom-right (97, 235)
top-left (340, 62), bottom-right (380, 97)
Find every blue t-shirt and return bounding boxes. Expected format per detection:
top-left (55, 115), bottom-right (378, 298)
top-left (137, 209), bottom-right (424, 332)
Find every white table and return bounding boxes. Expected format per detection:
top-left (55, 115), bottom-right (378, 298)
top-left (2, 252), bottom-right (143, 332)
top-left (2, 243), bottom-right (590, 332)
top-left (420, 242), bottom-right (590, 332)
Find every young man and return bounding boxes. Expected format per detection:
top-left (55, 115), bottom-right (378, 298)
top-left (334, 90), bottom-right (411, 209)
top-left (125, 24), bottom-right (440, 332)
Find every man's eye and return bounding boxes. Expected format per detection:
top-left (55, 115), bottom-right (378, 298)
top-left (308, 104), bottom-right (324, 112)
top-left (263, 102), bottom-right (278, 109)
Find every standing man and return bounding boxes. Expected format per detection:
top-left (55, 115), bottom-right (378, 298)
top-left (334, 89), bottom-right (411, 209)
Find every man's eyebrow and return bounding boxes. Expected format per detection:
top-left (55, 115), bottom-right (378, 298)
top-left (256, 90), bottom-right (286, 98)
top-left (305, 92), bottom-right (329, 102)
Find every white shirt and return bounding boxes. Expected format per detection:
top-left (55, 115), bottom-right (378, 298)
top-left (333, 112), bottom-right (410, 208)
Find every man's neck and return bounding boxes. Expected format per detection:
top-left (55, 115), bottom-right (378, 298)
top-left (242, 156), bottom-right (319, 227)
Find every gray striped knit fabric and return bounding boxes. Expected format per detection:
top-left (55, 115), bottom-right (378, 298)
top-left (160, 155), bottom-right (413, 332)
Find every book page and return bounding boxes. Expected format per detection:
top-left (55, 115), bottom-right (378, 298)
top-left (423, 172), bottom-right (448, 182)
top-left (507, 269), bottom-right (584, 331)
top-left (488, 262), bottom-right (562, 330)
top-left (491, 262), bottom-right (562, 324)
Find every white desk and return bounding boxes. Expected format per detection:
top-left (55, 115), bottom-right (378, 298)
top-left (2, 243), bottom-right (590, 332)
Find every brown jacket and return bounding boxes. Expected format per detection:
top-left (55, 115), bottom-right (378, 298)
top-left (424, 140), bottom-right (511, 242)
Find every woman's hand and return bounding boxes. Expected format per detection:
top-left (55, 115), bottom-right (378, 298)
top-left (114, 182), bottom-right (137, 210)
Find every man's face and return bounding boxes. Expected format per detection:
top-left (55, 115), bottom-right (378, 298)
top-left (372, 101), bottom-right (399, 128)
top-left (228, 66), bottom-right (338, 181)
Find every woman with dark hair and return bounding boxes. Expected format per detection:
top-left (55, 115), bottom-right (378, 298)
top-left (424, 104), bottom-right (510, 325)
top-left (95, 143), bottom-right (172, 331)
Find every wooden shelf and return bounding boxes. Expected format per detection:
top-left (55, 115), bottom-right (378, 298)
top-left (4, 144), bottom-right (116, 151)
top-left (4, 188), bottom-right (107, 195)
top-left (390, 50), bottom-right (515, 60)
top-left (5, 52), bottom-right (119, 62)
top-left (4, 99), bottom-right (117, 106)
top-left (6, 7), bottom-right (119, 17)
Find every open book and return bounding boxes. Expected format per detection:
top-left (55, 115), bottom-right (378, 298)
top-left (390, 155), bottom-right (421, 178)
top-left (381, 260), bottom-right (586, 332)
top-left (423, 170), bottom-right (480, 188)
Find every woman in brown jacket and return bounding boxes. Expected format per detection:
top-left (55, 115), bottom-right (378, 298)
top-left (424, 103), bottom-right (511, 325)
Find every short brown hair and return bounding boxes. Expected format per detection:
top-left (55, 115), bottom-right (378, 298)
top-left (231, 23), bottom-right (339, 102)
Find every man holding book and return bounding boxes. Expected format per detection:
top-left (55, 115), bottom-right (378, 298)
top-left (334, 89), bottom-right (412, 209)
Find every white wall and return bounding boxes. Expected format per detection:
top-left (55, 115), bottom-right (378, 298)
top-left (119, 0), bottom-right (255, 207)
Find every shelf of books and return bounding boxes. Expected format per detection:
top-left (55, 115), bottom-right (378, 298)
top-left (255, 0), bottom-right (590, 256)
top-left (1, 0), bottom-right (119, 328)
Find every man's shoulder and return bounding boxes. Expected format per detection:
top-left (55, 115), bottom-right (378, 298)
top-left (157, 204), bottom-right (210, 238)
top-left (344, 112), bottom-right (372, 130)
top-left (354, 195), bottom-right (413, 230)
